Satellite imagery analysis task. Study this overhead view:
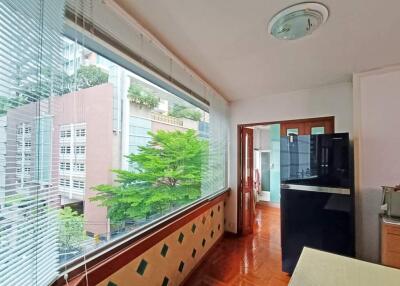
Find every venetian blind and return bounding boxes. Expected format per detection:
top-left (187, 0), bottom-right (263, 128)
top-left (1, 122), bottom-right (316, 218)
top-left (0, 0), bottom-right (65, 285)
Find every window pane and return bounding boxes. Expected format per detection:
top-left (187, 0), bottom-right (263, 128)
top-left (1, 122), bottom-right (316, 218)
top-left (287, 128), bottom-right (299, 136)
top-left (311, 126), bottom-right (325, 134)
top-left (54, 37), bottom-right (212, 265)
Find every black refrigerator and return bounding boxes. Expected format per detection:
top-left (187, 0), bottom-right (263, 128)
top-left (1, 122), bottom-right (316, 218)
top-left (280, 133), bottom-right (355, 273)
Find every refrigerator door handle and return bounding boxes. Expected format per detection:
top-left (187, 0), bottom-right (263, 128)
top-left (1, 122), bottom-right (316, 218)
top-left (280, 184), bottom-right (350, 195)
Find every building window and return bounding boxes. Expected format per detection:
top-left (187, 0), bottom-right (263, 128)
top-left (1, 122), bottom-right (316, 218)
top-left (60, 162), bottom-right (71, 171)
top-left (73, 180), bottom-right (85, 190)
top-left (75, 128), bottom-right (86, 137)
top-left (24, 141), bottom-right (31, 147)
top-left (60, 146), bottom-right (71, 154)
top-left (60, 130), bottom-right (71, 138)
top-left (74, 145), bottom-right (85, 154)
top-left (73, 163), bottom-right (85, 172)
top-left (60, 178), bottom-right (71, 187)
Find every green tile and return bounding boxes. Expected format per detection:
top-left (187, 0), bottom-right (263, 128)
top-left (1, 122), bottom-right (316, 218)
top-left (161, 276), bottom-right (169, 286)
top-left (192, 248), bottom-right (197, 258)
top-left (191, 223), bottom-right (196, 233)
top-left (178, 261), bottom-right (185, 272)
top-left (108, 282), bottom-right (117, 286)
top-left (178, 232), bottom-right (184, 244)
top-left (161, 243), bottom-right (169, 257)
top-left (202, 238), bottom-right (206, 247)
top-left (136, 259), bottom-right (148, 276)
top-left (210, 230), bottom-right (214, 238)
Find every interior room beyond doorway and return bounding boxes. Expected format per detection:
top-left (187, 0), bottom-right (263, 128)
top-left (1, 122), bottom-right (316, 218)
top-left (253, 124), bottom-right (281, 204)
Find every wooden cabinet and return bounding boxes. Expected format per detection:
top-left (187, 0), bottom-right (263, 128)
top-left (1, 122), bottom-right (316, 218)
top-left (381, 217), bottom-right (400, 268)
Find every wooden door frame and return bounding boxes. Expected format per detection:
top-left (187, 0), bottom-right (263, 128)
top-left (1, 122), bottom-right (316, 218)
top-left (237, 116), bottom-right (334, 235)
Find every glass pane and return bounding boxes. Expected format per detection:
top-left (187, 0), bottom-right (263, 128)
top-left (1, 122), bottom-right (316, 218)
top-left (311, 126), bottom-right (325, 134)
top-left (54, 35), bottom-right (218, 267)
top-left (287, 128), bottom-right (299, 136)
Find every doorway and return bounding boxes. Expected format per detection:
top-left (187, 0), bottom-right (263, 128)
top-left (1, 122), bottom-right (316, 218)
top-left (253, 124), bottom-right (281, 205)
top-left (237, 116), bottom-right (334, 235)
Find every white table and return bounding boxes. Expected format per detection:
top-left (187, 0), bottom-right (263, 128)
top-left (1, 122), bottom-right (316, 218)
top-left (289, 247), bottom-right (400, 286)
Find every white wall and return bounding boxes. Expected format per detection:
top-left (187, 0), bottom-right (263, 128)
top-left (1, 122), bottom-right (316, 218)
top-left (353, 66), bottom-right (400, 262)
top-left (225, 82), bottom-right (353, 233)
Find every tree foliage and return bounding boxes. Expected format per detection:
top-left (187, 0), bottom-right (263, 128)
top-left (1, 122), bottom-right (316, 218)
top-left (91, 130), bottom-right (208, 222)
top-left (58, 207), bottom-right (86, 252)
top-left (127, 83), bottom-right (160, 109)
top-left (75, 65), bottom-right (109, 89)
top-left (169, 104), bottom-right (202, 121)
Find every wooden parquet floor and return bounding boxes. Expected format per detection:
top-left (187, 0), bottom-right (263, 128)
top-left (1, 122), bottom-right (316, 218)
top-left (184, 204), bottom-right (290, 286)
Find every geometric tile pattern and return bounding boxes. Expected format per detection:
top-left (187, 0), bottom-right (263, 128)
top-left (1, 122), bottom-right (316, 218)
top-left (97, 201), bottom-right (225, 286)
top-left (192, 249), bottom-right (197, 258)
top-left (160, 244), bottom-right (169, 257)
top-left (136, 259), bottom-right (148, 276)
top-left (178, 232), bottom-right (185, 244)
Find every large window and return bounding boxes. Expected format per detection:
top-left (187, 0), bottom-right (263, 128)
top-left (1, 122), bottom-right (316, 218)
top-left (53, 37), bottom-right (212, 265)
top-left (0, 1), bottom-right (228, 285)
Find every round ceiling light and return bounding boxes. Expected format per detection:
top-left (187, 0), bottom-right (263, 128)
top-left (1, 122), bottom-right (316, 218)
top-left (268, 2), bottom-right (329, 40)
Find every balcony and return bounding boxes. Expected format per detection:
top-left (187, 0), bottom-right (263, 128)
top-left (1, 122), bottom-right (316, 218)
top-left (151, 113), bottom-right (183, 126)
top-left (59, 186), bottom-right (84, 201)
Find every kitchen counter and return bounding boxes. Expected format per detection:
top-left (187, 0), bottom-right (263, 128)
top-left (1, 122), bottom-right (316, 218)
top-left (289, 247), bottom-right (400, 286)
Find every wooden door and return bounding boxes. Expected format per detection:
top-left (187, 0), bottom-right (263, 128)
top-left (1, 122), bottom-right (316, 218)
top-left (281, 117), bottom-right (334, 136)
top-left (241, 127), bottom-right (255, 235)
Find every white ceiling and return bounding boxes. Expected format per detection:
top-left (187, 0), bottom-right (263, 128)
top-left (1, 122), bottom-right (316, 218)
top-left (115, 0), bottom-right (400, 101)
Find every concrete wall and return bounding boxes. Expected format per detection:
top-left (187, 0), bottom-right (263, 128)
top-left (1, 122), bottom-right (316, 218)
top-left (353, 66), bottom-right (400, 262)
top-left (225, 81), bottom-right (353, 233)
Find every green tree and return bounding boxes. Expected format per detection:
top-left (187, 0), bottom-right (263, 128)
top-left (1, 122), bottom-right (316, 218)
top-left (76, 65), bottom-right (109, 89)
top-left (127, 83), bottom-right (159, 109)
top-left (169, 104), bottom-right (202, 121)
top-left (91, 129), bottom-right (208, 222)
top-left (58, 207), bottom-right (86, 253)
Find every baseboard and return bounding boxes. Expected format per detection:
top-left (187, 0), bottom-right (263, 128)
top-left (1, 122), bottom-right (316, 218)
top-left (179, 232), bottom-right (226, 286)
